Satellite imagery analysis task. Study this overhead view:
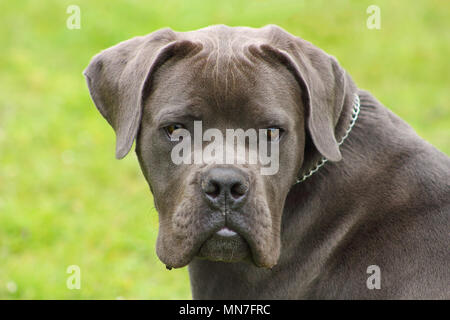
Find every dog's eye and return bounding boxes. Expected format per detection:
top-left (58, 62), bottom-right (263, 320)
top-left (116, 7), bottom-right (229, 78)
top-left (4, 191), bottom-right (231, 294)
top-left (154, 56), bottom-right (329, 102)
top-left (265, 127), bottom-right (283, 141)
top-left (164, 124), bottom-right (185, 139)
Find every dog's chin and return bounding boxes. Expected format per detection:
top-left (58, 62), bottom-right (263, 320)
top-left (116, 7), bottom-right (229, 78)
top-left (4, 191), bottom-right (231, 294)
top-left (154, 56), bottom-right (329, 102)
top-left (196, 229), bottom-right (251, 263)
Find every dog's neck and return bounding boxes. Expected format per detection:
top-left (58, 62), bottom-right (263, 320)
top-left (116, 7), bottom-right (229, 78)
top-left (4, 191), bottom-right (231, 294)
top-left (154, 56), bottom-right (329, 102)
top-left (279, 90), bottom-right (392, 294)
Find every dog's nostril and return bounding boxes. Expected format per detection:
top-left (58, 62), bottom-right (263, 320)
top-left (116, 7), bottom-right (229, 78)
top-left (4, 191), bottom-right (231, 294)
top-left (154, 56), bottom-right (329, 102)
top-left (230, 182), bottom-right (248, 199)
top-left (203, 181), bottom-right (220, 198)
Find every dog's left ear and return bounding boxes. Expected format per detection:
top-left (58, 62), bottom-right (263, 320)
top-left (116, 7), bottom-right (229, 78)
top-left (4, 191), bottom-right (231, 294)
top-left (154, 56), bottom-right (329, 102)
top-left (84, 28), bottom-right (201, 159)
top-left (258, 25), bottom-right (357, 162)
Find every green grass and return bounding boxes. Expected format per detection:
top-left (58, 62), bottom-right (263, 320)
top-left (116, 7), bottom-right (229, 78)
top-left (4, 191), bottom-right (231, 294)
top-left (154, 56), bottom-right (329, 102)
top-left (0, 0), bottom-right (448, 299)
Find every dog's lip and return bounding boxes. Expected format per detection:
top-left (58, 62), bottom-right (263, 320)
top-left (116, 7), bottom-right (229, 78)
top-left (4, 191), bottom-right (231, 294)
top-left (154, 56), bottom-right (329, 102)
top-left (186, 223), bottom-right (271, 268)
top-left (197, 227), bottom-right (251, 263)
top-left (224, 221), bottom-right (275, 268)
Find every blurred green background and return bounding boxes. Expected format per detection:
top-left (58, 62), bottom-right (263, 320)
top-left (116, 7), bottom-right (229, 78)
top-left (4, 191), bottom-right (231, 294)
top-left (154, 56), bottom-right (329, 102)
top-left (0, 0), bottom-right (448, 299)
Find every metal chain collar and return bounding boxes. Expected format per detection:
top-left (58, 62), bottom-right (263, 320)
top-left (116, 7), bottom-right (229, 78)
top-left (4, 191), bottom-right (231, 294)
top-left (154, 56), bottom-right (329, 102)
top-left (294, 93), bottom-right (361, 184)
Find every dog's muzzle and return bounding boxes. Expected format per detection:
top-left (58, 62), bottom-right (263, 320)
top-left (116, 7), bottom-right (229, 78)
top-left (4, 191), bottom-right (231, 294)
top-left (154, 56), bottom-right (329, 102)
top-left (197, 166), bottom-right (252, 262)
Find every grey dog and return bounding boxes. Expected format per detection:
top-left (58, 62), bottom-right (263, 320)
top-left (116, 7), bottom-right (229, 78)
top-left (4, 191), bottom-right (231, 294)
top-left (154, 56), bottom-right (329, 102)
top-left (84, 25), bottom-right (449, 299)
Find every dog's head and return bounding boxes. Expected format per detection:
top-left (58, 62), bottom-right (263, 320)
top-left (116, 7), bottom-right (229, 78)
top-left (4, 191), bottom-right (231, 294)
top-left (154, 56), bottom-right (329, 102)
top-left (84, 25), bottom-right (356, 268)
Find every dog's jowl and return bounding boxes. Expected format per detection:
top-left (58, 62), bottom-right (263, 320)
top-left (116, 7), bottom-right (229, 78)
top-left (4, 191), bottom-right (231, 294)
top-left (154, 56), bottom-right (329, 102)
top-left (85, 25), bottom-right (450, 299)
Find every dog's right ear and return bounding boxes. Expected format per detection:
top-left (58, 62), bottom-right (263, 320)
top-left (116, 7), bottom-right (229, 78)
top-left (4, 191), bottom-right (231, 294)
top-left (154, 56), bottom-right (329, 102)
top-left (84, 28), bottom-right (201, 159)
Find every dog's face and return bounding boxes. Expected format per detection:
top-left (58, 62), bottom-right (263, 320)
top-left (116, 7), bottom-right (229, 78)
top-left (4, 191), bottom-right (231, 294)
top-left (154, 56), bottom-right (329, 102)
top-left (84, 25), bottom-right (356, 269)
top-left (135, 50), bottom-right (304, 268)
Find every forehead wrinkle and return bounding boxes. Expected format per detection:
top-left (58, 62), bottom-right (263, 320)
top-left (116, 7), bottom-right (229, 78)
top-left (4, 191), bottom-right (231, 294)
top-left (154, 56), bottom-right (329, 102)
top-left (193, 33), bottom-right (258, 109)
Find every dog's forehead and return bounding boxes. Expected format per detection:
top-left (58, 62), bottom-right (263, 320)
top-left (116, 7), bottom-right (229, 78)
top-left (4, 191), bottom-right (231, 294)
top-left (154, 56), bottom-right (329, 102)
top-left (146, 27), bottom-right (301, 126)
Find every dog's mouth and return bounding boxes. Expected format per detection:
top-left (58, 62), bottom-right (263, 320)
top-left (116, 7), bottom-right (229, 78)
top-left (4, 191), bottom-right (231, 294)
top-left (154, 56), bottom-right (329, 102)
top-left (196, 227), bottom-right (251, 263)
top-left (162, 195), bottom-right (280, 269)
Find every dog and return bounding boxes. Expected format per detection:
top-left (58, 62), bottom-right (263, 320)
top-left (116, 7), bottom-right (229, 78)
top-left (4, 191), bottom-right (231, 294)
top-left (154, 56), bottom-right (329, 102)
top-left (84, 25), bottom-right (450, 299)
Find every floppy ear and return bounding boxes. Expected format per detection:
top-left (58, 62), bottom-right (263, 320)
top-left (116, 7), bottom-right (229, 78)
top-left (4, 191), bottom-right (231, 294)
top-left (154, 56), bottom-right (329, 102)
top-left (84, 28), bottom-right (200, 159)
top-left (259, 25), bottom-right (357, 162)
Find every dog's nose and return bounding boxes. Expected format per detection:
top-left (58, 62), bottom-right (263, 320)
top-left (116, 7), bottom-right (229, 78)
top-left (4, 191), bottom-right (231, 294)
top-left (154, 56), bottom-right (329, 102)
top-left (201, 167), bottom-right (249, 209)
